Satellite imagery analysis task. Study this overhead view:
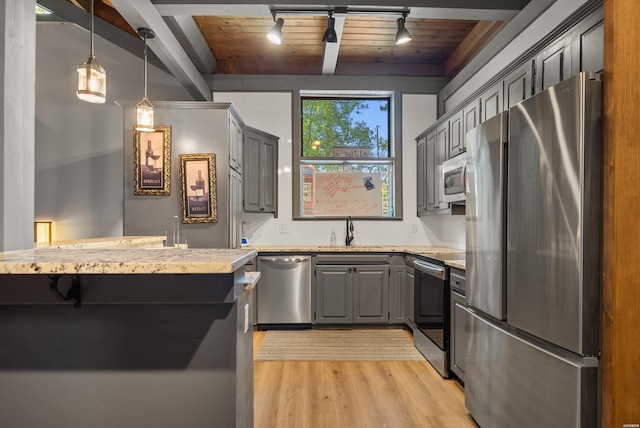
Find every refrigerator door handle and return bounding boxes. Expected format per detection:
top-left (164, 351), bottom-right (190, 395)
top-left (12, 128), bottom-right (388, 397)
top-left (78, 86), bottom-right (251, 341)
top-left (461, 161), bottom-right (468, 195)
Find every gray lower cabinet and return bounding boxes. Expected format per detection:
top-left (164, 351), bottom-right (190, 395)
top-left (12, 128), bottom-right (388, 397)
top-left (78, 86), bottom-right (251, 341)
top-left (404, 266), bottom-right (415, 328)
top-left (315, 264), bottom-right (389, 324)
top-left (450, 269), bottom-right (469, 383)
top-left (389, 266), bottom-right (405, 324)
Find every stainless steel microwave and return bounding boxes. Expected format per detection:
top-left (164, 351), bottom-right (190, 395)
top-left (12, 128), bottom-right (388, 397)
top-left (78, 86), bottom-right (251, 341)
top-left (442, 154), bottom-right (466, 204)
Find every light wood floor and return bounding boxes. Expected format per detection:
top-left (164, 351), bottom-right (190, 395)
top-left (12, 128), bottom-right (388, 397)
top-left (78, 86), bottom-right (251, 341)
top-left (253, 330), bottom-right (478, 428)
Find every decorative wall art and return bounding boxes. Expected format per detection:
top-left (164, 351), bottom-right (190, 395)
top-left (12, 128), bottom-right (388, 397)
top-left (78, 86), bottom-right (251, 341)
top-left (134, 125), bottom-right (171, 195)
top-left (179, 153), bottom-right (217, 223)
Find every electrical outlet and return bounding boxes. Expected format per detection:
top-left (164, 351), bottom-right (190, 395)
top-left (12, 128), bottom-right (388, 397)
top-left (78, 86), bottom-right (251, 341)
top-left (411, 223), bottom-right (418, 234)
top-left (278, 223), bottom-right (290, 234)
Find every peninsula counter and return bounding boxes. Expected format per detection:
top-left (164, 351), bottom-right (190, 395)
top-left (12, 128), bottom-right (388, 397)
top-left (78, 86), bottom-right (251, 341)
top-left (0, 248), bottom-right (258, 428)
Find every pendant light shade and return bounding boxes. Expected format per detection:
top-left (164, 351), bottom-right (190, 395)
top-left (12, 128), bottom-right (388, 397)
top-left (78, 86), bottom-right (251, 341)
top-left (135, 28), bottom-right (156, 132)
top-left (76, 0), bottom-right (106, 103)
top-left (322, 13), bottom-right (338, 43)
top-left (395, 15), bottom-right (412, 45)
top-left (267, 17), bottom-right (284, 45)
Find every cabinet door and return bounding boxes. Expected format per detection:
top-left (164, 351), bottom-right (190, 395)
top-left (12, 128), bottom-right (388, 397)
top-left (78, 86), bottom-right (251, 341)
top-left (229, 115), bottom-right (243, 172)
top-left (229, 169), bottom-right (242, 249)
top-left (404, 267), bottom-right (415, 327)
top-left (389, 266), bottom-right (405, 324)
top-left (448, 111), bottom-right (464, 158)
top-left (416, 137), bottom-right (428, 214)
top-left (243, 131), bottom-right (262, 212)
top-left (353, 265), bottom-right (389, 323)
top-left (534, 37), bottom-right (572, 92)
top-left (480, 81), bottom-right (504, 122)
top-left (434, 122), bottom-right (449, 208)
top-left (463, 98), bottom-right (480, 149)
top-left (262, 137), bottom-right (278, 213)
top-left (450, 290), bottom-right (469, 382)
top-left (315, 265), bottom-right (352, 323)
top-left (425, 132), bottom-right (437, 211)
top-left (504, 62), bottom-right (533, 109)
top-left (572, 7), bottom-right (603, 74)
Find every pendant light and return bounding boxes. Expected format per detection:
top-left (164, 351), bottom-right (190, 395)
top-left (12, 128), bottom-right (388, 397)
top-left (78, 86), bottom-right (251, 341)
top-left (395, 13), bottom-right (412, 45)
top-left (76, 0), bottom-right (106, 103)
top-left (135, 28), bottom-right (156, 132)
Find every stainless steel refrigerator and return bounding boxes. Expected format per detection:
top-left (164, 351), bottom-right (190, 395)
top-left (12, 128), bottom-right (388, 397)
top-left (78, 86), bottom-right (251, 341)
top-left (465, 72), bottom-right (602, 428)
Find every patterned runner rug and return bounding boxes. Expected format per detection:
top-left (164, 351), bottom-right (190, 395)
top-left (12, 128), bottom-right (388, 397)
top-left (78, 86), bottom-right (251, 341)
top-left (254, 329), bottom-right (425, 362)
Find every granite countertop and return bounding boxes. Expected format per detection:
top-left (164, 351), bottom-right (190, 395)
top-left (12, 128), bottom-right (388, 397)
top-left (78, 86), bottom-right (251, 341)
top-left (0, 248), bottom-right (257, 275)
top-left (246, 245), bottom-right (466, 270)
top-left (36, 235), bottom-right (165, 249)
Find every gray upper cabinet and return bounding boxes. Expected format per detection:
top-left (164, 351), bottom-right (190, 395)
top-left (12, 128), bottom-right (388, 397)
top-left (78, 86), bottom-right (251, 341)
top-left (504, 61), bottom-right (533, 109)
top-left (416, 136), bottom-right (428, 215)
top-left (572, 7), bottom-right (603, 74)
top-left (480, 81), bottom-right (503, 123)
top-left (464, 98), bottom-right (480, 135)
top-left (229, 114), bottom-right (243, 173)
top-left (534, 37), bottom-right (572, 93)
top-left (243, 126), bottom-right (278, 215)
top-left (448, 110), bottom-right (464, 158)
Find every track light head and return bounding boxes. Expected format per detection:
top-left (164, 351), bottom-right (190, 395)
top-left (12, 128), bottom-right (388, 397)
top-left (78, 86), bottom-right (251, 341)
top-left (322, 13), bottom-right (338, 43)
top-left (395, 14), bottom-right (411, 45)
top-left (267, 17), bottom-right (284, 45)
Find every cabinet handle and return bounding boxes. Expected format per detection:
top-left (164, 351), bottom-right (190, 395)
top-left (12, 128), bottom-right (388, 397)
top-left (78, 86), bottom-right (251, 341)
top-left (260, 208), bottom-right (265, 211)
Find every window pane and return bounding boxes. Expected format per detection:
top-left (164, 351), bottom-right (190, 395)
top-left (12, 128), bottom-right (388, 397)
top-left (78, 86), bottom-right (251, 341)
top-left (300, 162), bottom-right (394, 218)
top-left (301, 98), bottom-right (390, 158)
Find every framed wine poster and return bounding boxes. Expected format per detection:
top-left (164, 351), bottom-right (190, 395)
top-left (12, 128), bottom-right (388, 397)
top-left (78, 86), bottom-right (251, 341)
top-left (133, 125), bottom-right (171, 195)
top-left (179, 153), bottom-right (217, 223)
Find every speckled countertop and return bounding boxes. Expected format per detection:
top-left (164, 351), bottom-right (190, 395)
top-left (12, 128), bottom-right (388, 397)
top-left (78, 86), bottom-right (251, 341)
top-left (0, 248), bottom-right (257, 275)
top-left (36, 236), bottom-right (165, 249)
top-left (246, 245), bottom-right (466, 270)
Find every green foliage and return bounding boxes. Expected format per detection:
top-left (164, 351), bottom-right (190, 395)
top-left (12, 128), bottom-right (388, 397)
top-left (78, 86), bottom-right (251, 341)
top-left (302, 99), bottom-right (374, 157)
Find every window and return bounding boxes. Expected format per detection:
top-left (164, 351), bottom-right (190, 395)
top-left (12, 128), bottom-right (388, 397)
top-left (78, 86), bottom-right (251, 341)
top-left (293, 91), bottom-right (402, 219)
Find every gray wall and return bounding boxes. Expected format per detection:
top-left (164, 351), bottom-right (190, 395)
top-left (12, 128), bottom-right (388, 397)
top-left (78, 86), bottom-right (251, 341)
top-left (35, 22), bottom-right (193, 242)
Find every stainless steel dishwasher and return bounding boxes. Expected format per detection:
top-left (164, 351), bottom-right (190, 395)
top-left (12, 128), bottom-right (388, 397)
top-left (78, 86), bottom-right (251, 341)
top-left (257, 255), bottom-right (312, 328)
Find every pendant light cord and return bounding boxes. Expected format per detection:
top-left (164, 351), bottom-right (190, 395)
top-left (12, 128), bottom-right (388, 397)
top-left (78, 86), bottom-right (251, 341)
top-left (89, 0), bottom-right (95, 59)
top-left (143, 35), bottom-right (148, 99)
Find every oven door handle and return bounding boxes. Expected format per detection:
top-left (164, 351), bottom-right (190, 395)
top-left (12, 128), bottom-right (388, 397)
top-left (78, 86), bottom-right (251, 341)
top-left (409, 258), bottom-right (446, 280)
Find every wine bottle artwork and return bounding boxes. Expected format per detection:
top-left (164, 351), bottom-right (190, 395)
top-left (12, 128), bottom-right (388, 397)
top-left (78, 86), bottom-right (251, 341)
top-left (179, 153), bottom-right (217, 224)
top-left (134, 125), bottom-right (170, 196)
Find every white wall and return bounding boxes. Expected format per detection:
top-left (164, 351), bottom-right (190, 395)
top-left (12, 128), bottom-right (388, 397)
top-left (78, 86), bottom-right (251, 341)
top-left (35, 22), bottom-right (193, 241)
top-left (213, 92), bottom-right (466, 249)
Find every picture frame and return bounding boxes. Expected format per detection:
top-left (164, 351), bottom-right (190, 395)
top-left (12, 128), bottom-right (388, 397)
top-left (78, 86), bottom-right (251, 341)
top-left (179, 153), bottom-right (217, 223)
top-left (134, 125), bottom-right (171, 195)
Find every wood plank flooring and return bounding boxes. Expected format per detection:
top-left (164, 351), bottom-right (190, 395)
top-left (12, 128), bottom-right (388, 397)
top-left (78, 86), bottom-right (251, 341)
top-left (253, 330), bottom-right (478, 428)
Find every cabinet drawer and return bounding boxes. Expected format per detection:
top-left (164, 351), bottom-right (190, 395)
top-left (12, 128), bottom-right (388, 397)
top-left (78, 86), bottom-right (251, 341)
top-left (316, 254), bottom-right (390, 265)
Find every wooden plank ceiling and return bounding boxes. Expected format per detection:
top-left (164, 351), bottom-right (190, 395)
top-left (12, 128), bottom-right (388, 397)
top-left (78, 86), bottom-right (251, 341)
top-left (76, 0), bottom-right (506, 79)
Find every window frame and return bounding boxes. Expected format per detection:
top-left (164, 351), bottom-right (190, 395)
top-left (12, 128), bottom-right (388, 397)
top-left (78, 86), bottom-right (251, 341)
top-left (292, 90), bottom-right (403, 220)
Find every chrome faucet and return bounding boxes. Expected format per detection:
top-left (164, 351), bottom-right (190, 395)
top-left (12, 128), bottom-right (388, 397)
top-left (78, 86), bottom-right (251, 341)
top-left (345, 216), bottom-right (355, 246)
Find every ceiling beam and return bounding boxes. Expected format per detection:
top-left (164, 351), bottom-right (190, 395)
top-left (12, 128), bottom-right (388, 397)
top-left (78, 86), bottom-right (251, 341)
top-left (321, 12), bottom-right (346, 76)
top-left (163, 15), bottom-right (217, 73)
top-left (109, 0), bottom-right (212, 101)
top-left (153, 2), bottom-right (527, 21)
top-left (151, 0), bottom-right (529, 11)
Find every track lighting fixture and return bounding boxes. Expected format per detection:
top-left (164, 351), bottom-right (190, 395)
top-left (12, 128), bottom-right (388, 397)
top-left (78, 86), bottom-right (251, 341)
top-left (135, 27), bottom-right (156, 132)
top-left (76, 0), bottom-right (106, 103)
top-left (267, 13), bottom-right (284, 45)
top-left (322, 11), bottom-right (338, 43)
top-left (395, 13), bottom-right (412, 45)
top-left (267, 8), bottom-right (410, 45)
